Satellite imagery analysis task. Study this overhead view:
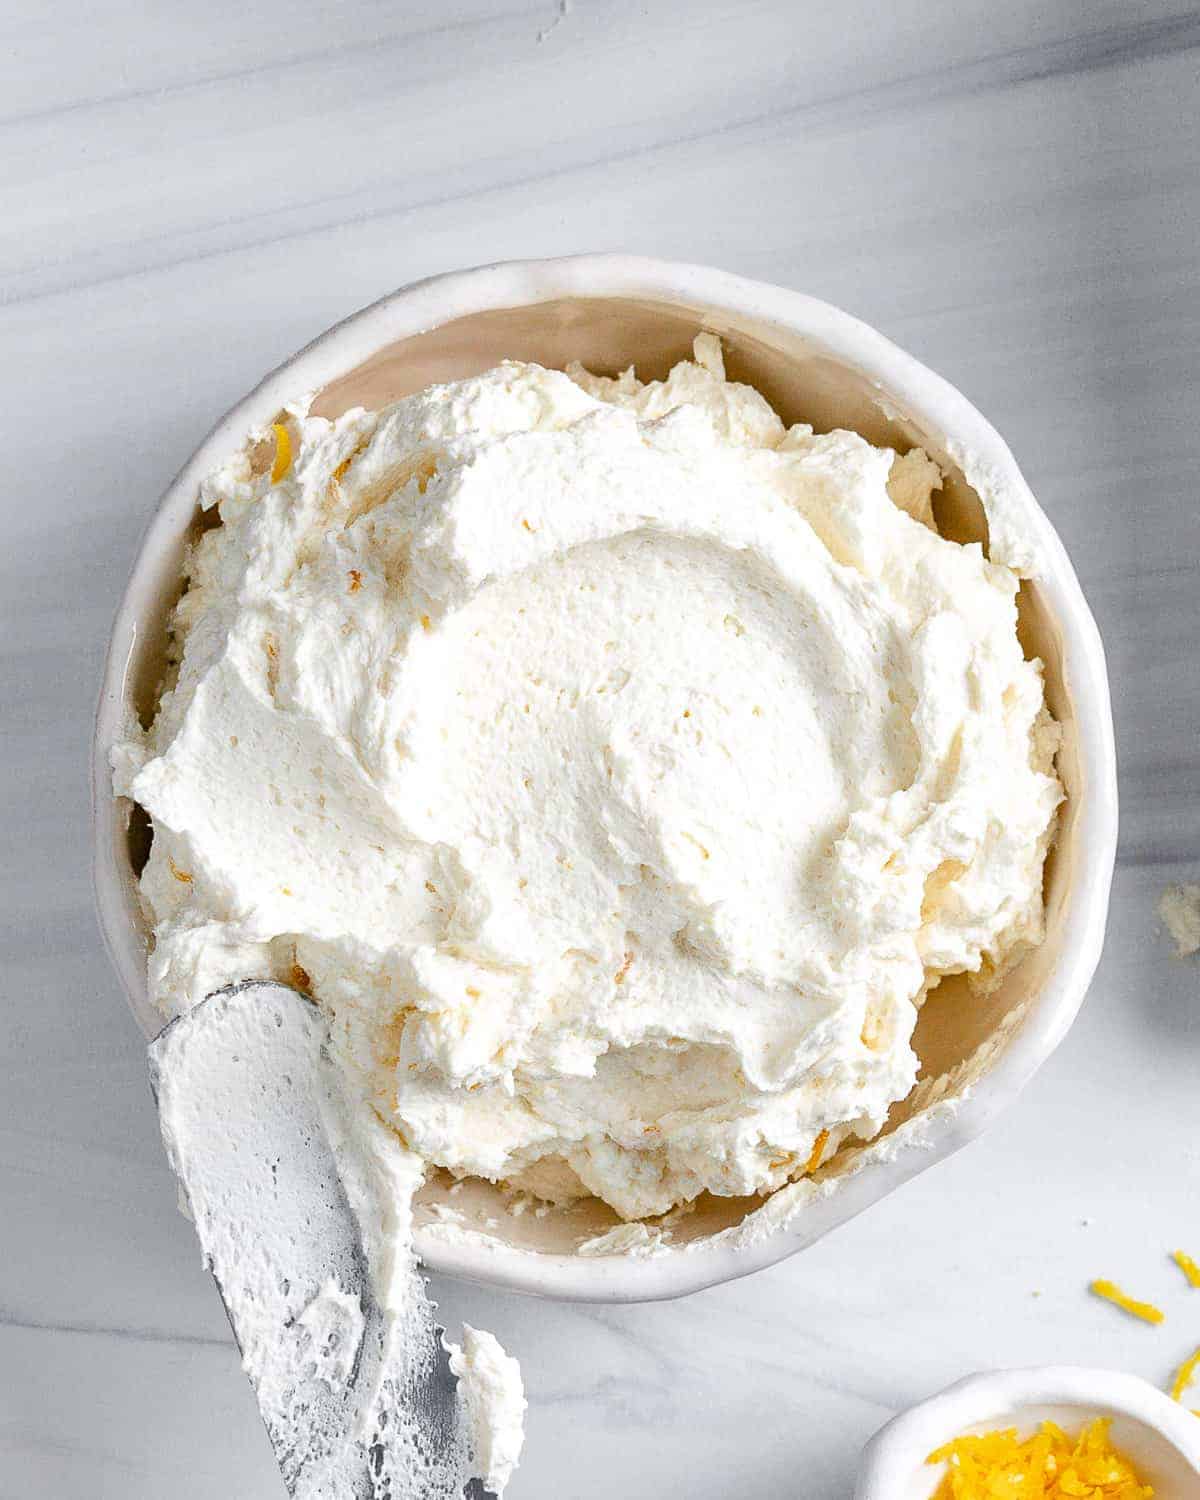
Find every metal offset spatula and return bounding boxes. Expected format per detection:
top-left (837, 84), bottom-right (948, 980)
top-left (148, 980), bottom-right (492, 1500)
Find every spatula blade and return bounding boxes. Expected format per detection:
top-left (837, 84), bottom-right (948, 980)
top-left (148, 981), bottom-right (488, 1499)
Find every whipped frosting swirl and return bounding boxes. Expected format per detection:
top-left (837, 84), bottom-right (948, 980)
top-left (116, 335), bottom-right (1061, 1222)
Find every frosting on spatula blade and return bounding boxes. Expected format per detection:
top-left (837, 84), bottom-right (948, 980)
top-left (148, 980), bottom-right (494, 1499)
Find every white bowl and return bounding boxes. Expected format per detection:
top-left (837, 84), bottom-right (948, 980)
top-left (92, 255), bottom-right (1118, 1302)
top-left (855, 1366), bottom-right (1200, 1498)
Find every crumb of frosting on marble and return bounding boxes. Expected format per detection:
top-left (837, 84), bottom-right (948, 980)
top-left (445, 1326), bottom-right (526, 1496)
top-left (116, 334), bottom-right (1061, 1251)
top-left (1158, 883), bottom-right (1200, 956)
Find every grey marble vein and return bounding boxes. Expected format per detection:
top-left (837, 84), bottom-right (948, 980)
top-left (3, 5), bottom-right (1197, 307)
top-left (0, 4), bottom-right (551, 133)
top-left (0, 1314), bottom-right (233, 1351)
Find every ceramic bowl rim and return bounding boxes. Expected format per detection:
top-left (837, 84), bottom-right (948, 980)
top-left (91, 253), bottom-right (1118, 1302)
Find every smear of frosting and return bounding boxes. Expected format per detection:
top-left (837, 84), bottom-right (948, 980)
top-left (1159, 884), bottom-right (1200, 957)
top-left (296, 1280), bottom-right (366, 1394)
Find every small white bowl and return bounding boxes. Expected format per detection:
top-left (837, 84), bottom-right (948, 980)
top-left (92, 255), bottom-right (1118, 1302)
top-left (856, 1366), bottom-right (1200, 1498)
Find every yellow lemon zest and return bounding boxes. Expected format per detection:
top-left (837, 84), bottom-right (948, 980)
top-left (927, 1417), bottom-right (1153, 1499)
top-left (804, 1128), bottom-right (830, 1174)
top-left (1172, 1249), bottom-right (1200, 1288)
top-left (1170, 1345), bottom-right (1200, 1404)
top-left (1090, 1279), bottom-right (1165, 1325)
top-left (270, 422), bottom-right (292, 482)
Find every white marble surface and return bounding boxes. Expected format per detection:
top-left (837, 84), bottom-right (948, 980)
top-left (3, 2), bottom-right (1199, 1495)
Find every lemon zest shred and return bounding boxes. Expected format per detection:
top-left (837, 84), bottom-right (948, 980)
top-left (1170, 1345), bottom-right (1200, 1404)
top-left (804, 1129), bottom-right (830, 1174)
top-left (270, 422), bottom-right (292, 482)
top-left (1090, 1279), bottom-right (1165, 1325)
top-left (1172, 1249), bottom-right (1200, 1288)
top-left (926, 1417), bottom-right (1153, 1499)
